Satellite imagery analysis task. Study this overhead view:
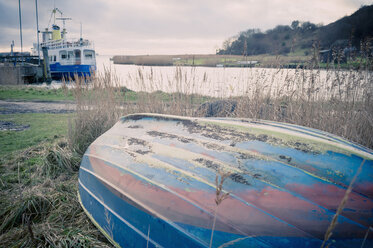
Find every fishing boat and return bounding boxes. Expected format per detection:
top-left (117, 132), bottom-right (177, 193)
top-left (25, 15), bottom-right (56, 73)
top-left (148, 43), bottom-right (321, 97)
top-left (32, 8), bottom-right (96, 79)
top-left (78, 114), bottom-right (373, 248)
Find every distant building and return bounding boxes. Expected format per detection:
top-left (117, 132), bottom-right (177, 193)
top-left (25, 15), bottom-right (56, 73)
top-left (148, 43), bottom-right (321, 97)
top-left (319, 46), bottom-right (358, 64)
top-left (319, 49), bottom-right (332, 63)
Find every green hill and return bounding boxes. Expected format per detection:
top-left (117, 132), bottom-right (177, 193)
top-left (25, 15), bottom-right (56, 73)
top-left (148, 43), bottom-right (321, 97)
top-left (217, 5), bottom-right (373, 56)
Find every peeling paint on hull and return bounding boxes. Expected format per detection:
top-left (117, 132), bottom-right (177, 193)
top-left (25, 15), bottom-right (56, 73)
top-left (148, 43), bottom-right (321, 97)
top-left (78, 114), bottom-right (373, 248)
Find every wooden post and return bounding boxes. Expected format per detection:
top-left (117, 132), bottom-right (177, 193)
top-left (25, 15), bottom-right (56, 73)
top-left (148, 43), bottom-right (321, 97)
top-left (42, 46), bottom-right (51, 82)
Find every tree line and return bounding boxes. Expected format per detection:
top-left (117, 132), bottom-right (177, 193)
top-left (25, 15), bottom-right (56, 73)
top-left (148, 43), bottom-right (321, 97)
top-left (217, 5), bottom-right (373, 56)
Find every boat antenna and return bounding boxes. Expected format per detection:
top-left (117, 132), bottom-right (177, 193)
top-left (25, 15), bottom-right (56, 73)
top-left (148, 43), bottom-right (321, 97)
top-left (47, 9), bottom-right (54, 28)
top-left (56, 14), bottom-right (71, 40)
top-left (56, 16), bottom-right (72, 31)
top-left (80, 22), bottom-right (82, 40)
top-left (53, 0), bottom-right (56, 24)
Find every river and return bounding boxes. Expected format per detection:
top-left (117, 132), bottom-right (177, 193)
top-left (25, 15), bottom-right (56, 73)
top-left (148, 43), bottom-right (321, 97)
top-left (42, 55), bottom-right (369, 100)
top-left (96, 55), bottom-right (371, 100)
top-left (97, 55), bottom-right (304, 98)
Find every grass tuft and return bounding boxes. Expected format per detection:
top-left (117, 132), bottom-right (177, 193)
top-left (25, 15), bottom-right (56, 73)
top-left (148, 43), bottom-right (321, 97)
top-left (42, 145), bottom-right (80, 178)
top-left (0, 139), bottom-right (113, 247)
top-left (0, 194), bottom-right (51, 234)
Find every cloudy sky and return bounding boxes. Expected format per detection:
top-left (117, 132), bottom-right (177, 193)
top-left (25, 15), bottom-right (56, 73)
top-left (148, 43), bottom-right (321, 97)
top-left (0, 0), bottom-right (371, 55)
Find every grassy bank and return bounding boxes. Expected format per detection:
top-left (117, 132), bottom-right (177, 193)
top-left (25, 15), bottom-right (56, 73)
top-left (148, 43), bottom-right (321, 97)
top-left (0, 86), bottom-right (75, 102)
top-left (0, 85), bottom-right (209, 105)
top-left (112, 53), bottom-right (372, 70)
top-left (0, 112), bottom-right (113, 247)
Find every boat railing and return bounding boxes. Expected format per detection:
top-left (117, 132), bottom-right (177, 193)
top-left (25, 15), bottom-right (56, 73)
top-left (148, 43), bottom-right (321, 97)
top-left (0, 54), bottom-right (41, 65)
top-left (41, 39), bottom-right (93, 50)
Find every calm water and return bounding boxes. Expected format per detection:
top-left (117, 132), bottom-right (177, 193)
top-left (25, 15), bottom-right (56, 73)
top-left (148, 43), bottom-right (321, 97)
top-left (41, 55), bottom-right (368, 100)
top-left (96, 55), bottom-right (298, 98)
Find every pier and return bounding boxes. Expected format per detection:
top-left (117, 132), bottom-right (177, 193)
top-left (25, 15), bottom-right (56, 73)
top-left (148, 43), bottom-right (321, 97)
top-left (0, 53), bottom-right (48, 85)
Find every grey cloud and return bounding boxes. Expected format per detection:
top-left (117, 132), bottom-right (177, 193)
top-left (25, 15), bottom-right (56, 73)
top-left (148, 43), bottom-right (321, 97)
top-left (0, 0), bottom-right (371, 54)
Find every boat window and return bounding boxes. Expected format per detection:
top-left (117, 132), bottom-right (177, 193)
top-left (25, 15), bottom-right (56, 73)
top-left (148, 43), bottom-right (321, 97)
top-left (84, 50), bottom-right (95, 59)
top-left (68, 51), bottom-right (74, 59)
top-left (54, 55), bottom-right (57, 61)
top-left (74, 50), bottom-right (81, 65)
top-left (74, 49), bottom-right (81, 58)
top-left (60, 50), bottom-right (67, 59)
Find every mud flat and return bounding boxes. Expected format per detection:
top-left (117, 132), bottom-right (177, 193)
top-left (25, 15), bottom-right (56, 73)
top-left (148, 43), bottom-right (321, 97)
top-left (0, 100), bottom-right (75, 115)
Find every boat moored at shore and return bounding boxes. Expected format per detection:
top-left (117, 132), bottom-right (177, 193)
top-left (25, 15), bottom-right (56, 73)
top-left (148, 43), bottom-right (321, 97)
top-left (33, 8), bottom-right (96, 79)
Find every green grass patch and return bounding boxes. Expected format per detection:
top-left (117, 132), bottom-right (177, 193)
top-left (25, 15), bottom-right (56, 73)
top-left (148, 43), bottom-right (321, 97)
top-left (287, 48), bottom-right (310, 57)
top-left (0, 86), bottom-right (74, 101)
top-left (0, 85), bottom-right (212, 105)
top-left (0, 113), bottom-right (71, 157)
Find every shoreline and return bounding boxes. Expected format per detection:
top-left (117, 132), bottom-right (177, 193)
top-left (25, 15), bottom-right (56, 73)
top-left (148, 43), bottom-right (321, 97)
top-left (111, 54), bottom-right (309, 68)
top-left (110, 54), bottom-right (369, 70)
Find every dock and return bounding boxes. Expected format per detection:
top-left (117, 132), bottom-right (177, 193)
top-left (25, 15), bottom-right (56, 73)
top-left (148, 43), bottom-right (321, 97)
top-left (0, 53), bottom-right (47, 85)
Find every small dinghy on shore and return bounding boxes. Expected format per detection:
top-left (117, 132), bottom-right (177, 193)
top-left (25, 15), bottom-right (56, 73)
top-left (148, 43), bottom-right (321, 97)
top-left (78, 114), bottom-right (373, 248)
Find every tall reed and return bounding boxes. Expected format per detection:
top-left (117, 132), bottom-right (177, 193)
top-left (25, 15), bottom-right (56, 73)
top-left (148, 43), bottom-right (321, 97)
top-left (67, 68), bottom-right (124, 155)
top-left (232, 64), bottom-right (373, 148)
top-left (68, 59), bottom-right (373, 150)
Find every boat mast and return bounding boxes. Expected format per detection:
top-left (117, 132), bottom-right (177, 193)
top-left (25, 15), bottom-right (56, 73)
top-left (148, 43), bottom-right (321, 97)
top-left (18, 0), bottom-right (23, 64)
top-left (35, 0), bottom-right (40, 65)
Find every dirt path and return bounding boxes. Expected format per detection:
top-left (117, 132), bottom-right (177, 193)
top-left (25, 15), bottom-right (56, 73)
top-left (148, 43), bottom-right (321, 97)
top-left (0, 100), bottom-right (76, 115)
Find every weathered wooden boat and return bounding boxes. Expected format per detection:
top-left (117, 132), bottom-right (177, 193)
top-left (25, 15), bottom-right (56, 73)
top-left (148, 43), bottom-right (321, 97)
top-left (78, 114), bottom-right (373, 248)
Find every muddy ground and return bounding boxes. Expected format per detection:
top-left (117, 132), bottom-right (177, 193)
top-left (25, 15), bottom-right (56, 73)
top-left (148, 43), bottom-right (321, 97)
top-left (0, 100), bottom-right (75, 115)
top-left (0, 100), bottom-right (75, 131)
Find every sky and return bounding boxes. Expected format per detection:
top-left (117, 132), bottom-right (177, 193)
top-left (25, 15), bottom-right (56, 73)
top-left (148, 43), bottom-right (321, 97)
top-left (0, 0), bottom-right (372, 55)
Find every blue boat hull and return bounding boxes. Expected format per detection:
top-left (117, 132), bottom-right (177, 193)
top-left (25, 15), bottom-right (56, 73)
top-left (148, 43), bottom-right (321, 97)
top-left (50, 62), bottom-right (95, 79)
top-left (78, 114), bottom-right (373, 247)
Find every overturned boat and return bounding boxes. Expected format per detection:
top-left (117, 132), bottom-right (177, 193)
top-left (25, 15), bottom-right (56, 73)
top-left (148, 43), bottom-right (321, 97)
top-left (78, 114), bottom-right (373, 247)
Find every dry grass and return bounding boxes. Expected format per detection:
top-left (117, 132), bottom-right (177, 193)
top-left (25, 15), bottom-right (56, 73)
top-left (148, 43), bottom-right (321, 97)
top-left (231, 65), bottom-right (373, 148)
top-left (321, 159), bottom-right (365, 248)
top-left (66, 68), bottom-right (124, 155)
top-left (209, 172), bottom-right (231, 248)
top-left (106, 63), bottom-right (373, 148)
top-left (0, 140), bottom-right (112, 247)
